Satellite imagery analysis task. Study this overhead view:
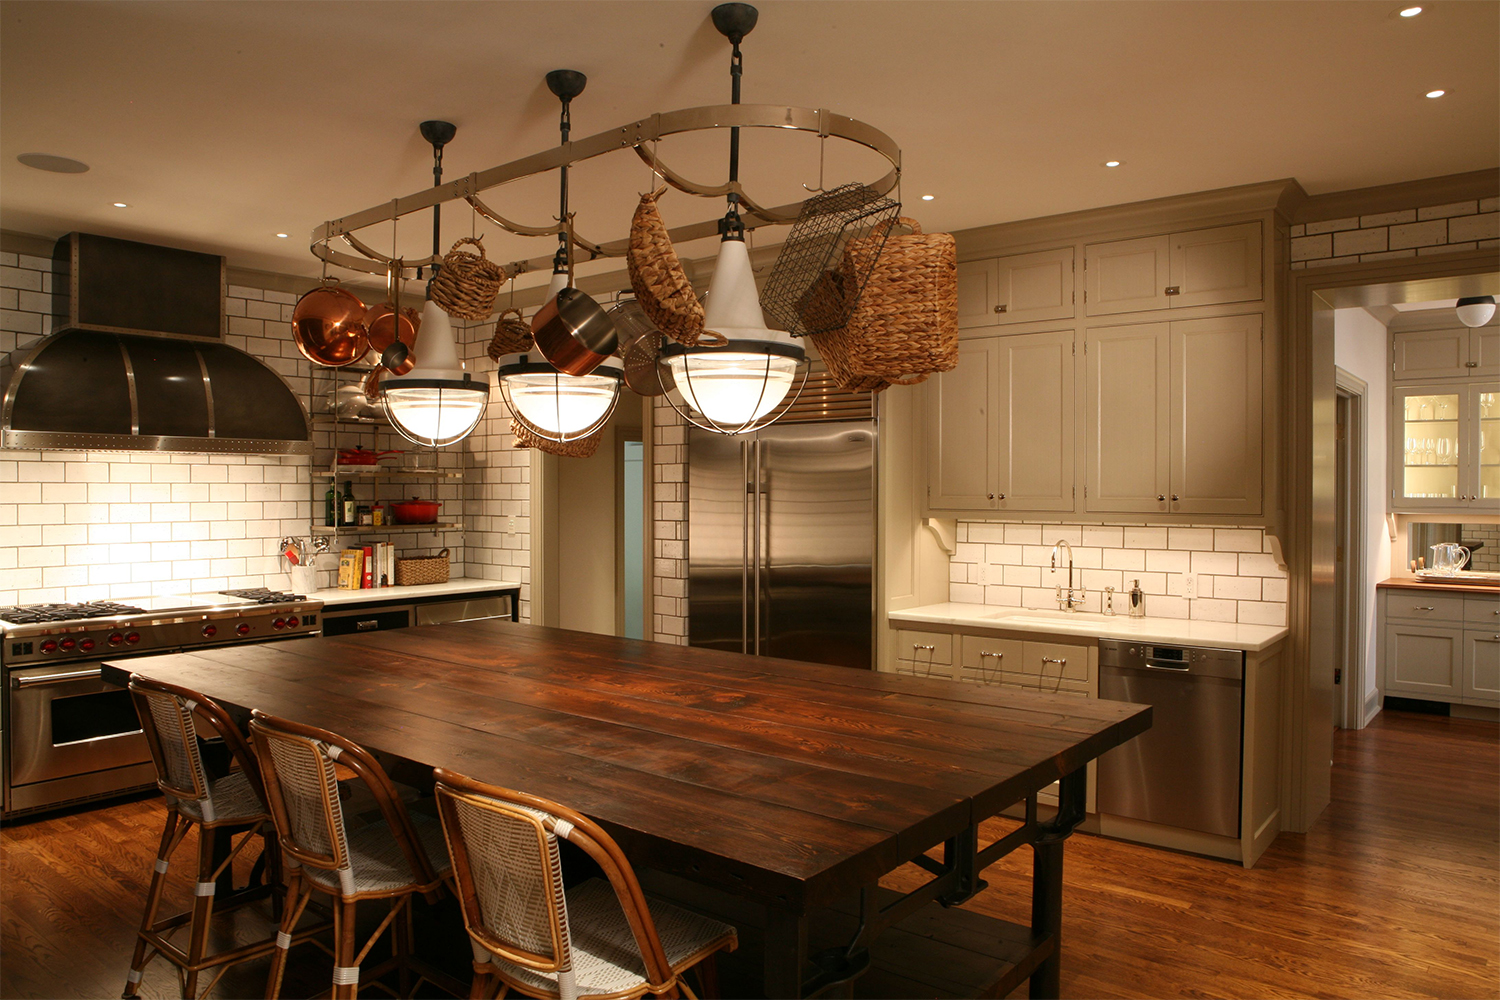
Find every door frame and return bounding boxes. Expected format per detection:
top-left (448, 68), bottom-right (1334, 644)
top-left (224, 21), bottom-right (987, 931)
top-left (1285, 251), bottom-right (1497, 832)
top-left (1334, 367), bottom-right (1368, 731)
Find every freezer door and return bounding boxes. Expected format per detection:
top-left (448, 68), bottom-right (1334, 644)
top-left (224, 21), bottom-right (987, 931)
top-left (688, 431), bottom-right (749, 654)
top-left (758, 422), bottom-right (874, 669)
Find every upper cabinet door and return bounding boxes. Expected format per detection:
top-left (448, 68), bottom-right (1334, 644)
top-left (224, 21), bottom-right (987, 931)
top-left (1085, 236), bottom-right (1170, 316)
top-left (958, 248), bottom-right (1075, 332)
top-left (996, 331), bottom-right (1075, 512)
top-left (1170, 314), bottom-right (1263, 516)
top-left (927, 338), bottom-right (998, 510)
top-left (1469, 326), bottom-right (1500, 376)
top-left (1085, 323), bottom-right (1170, 512)
top-left (1394, 327), bottom-right (1473, 380)
top-left (1168, 222), bottom-right (1263, 310)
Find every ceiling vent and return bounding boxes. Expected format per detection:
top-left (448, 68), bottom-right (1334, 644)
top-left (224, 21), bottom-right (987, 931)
top-left (1, 233), bottom-right (311, 454)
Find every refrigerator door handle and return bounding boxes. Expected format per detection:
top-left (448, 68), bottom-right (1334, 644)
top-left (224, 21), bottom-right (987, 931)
top-left (741, 439), bottom-right (751, 655)
top-left (751, 438), bottom-right (762, 656)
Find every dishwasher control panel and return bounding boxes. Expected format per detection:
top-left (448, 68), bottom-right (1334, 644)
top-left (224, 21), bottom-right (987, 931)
top-left (1098, 639), bottom-right (1243, 678)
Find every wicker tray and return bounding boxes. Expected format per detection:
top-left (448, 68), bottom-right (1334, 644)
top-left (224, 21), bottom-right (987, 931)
top-left (395, 547), bottom-right (450, 587)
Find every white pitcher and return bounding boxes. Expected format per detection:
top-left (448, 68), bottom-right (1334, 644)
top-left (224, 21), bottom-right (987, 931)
top-left (1429, 542), bottom-right (1471, 576)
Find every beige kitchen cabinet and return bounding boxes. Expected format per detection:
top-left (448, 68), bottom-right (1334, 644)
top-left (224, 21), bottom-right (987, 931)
top-left (1464, 630), bottom-right (1500, 707)
top-left (894, 628), bottom-right (954, 679)
top-left (958, 247), bottom-right (1075, 332)
top-left (1383, 623), bottom-right (1464, 700)
top-left (1392, 326), bottom-right (1500, 380)
top-left (1390, 381), bottom-right (1499, 511)
top-left (1085, 222), bottom-right (1261, 317)
top-left (927, 331), bottom-right (1076, 514)
top-left (954, 633), bottom-right (1092, 696)
top-left (1085, 314), bottom-right (1262, 515)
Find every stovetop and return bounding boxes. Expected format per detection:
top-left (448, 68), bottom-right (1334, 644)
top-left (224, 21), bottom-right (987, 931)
top-left (219, 588), bottom-right (307, 604)
top-left (0, 601), bottom-right (147, 624)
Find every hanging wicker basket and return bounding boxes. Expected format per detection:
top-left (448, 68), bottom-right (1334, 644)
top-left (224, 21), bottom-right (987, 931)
top-left (811, 217), bottom-right (957, 390)
top-left (627, 187), bottom-right (724, 347)
top-left (430, 237), bottom-right (505, 320)
top-left (486, 307), bottom-right (533, 360)
top-left (510, 418), bottom-right (603, 458)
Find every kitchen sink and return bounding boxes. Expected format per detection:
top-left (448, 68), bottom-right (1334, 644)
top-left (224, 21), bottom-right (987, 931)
top-left (983, 610), bottom-right (1125, 627)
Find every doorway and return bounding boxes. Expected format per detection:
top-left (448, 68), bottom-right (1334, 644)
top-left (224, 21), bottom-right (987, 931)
top-left (1334, 371), bottom-right (1368, 731)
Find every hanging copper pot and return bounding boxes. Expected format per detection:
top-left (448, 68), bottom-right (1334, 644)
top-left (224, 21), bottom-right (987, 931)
top-left (532, 286), bottom-right (617, 376)
top-left (291, 280), bottom-right (369, 367)
top-left (366, 303), bottom-right (421, 374)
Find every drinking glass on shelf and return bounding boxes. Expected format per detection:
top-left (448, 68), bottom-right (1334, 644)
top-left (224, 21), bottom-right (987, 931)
top-left (1438, 439), bottom-right (1449, 464)
top-left (1418, 401), bottom-right (1432, 421)
top-left (1437, 401), bottom-right (1449, 420)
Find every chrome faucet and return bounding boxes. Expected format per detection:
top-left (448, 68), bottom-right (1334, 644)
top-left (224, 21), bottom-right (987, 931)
top-left (1051, 539), bottom-right (1083, 612)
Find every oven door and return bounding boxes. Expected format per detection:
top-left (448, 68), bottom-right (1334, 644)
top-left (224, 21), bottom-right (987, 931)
top-left (8, 663), bottom-right (151, 788)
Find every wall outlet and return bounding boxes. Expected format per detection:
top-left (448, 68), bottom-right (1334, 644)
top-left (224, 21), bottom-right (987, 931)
top-left (507, 516), bottom-right (517, 533)
top-left (1183, 573), bottom-right (1197, 599)
top-left (977, 562), bottom-right (990, 586)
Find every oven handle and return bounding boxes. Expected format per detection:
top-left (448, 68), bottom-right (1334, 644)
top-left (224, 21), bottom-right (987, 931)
top-left (12, 667), bottom-right (103, 688)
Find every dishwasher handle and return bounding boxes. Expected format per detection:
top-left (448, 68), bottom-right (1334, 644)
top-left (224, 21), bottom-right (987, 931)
top-left (1144, 658), bottom-right (1191, 671)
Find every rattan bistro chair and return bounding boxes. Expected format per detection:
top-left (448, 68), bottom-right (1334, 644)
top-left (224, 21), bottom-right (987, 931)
top-left (124, 676), bottom-right (288, 999)
top-left (433, 769), bottom-right (737, 1000)
top-left (249, 710), bottom-right (455, 1000)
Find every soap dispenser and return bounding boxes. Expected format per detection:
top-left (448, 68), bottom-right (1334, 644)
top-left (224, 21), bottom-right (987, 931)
top-left (1128, 579), bottom-right (1146, 618)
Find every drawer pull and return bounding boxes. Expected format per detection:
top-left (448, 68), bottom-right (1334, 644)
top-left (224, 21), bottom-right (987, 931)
top-left (356, 619), bottom-right (380, 631)
top-left (979, 650), bottom-right (1003, 659)
top-left (1041, 656), bottom-right (1067, 665)
top-left (912, 643), bottom-right (936, 651)
top-left (1413, 606), bottom-right (1436, 612)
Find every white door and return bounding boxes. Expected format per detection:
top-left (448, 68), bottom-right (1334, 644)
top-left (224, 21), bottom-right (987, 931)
top-left (1393, 328), bottom-right (1472, 380)
top-left (1463, 631), bottom-right (1500, 706)
top-left (1085, 235), bottom-right (1170, 316)
top-left (927, 338), bottom-right (998, 510)
top-left (1384, 624), bottom-right (1463, 699)
top-left (1167, 222), bottom-right (1262, 309)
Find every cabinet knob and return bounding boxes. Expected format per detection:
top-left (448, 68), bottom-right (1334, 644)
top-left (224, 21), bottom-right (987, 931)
top-left (1171, 494), bottom-right (1179, 502)
top-left (987, 493), bottom-right (995, 500)
top-left (997, 493), bottom-right (1006, 500)
top-left (994, 304), bottom-right (1008, 314)
top-left (1158, 494), bottom-right (1166, 502)
top-left (1164, 286), bottom-right (1181, 296)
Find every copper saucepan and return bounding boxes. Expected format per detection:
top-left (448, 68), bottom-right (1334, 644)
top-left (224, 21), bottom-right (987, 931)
top-left (531, 286), bottom-right (618, 376)
top-left (291, 280), bottom-right (369, 367)
top-left (366, 304), bottom-right (421, 374)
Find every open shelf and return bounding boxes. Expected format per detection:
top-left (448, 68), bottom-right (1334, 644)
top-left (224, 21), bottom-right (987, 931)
top-left (312, 522), bottom-right (462, 536)
top-left (316, 469), bottom-right (464, 479)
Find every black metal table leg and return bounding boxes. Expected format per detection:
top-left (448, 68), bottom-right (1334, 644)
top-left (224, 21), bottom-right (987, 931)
top-left (764, 906), bottom-right (808, 998)
top-left (1029, 768), bottom-right (1087, 999)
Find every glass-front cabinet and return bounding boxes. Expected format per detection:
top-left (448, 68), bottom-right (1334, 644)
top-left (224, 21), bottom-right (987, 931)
top-left (1392, 382), bottom-right (1499, 512)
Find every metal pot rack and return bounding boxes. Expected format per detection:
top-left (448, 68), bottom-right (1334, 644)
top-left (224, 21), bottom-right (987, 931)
top-left (310, 103), bottom-right (902, 281)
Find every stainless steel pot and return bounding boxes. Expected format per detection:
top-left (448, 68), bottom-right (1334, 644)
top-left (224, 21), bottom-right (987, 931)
top-left (531, 287), bottom-right (618, 376)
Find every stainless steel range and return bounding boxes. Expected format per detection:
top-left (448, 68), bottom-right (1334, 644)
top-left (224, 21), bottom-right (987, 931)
top-left (2, 589), bottom-right (322, 819)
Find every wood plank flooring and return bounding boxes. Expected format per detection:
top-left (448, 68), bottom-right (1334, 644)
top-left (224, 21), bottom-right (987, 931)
top-left (2, 709), bottom-right (1496, 999)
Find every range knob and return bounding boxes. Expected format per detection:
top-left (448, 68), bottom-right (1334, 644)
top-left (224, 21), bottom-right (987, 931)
top-left (272, 618), bottom-right (286, 630)
top-left (79, 638), bottom-right (95, 652)
top-left (202, 624), bottom-right (217, 639)
top-left (60, 638), bottom-right (76, 651)
top-left (125, 632), bottom-right (141, 645)
top-left (285, 616), bottom-right (300, 629)
top-left (108, 632), bottom-right (124, 646)
top-left (40, 639), bottom-right (57, 654)
top-left (235, 623), bottom-right (251, 637)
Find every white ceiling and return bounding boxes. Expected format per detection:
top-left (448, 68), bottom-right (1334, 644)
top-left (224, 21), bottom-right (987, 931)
top-left (2, 0), bottom-right (1497, 286)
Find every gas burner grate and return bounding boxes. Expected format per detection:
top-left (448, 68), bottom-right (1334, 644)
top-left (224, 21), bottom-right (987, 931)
top-left (219, 588), bottom-right (305, 605)
top-left (0, 601), bottom-right (147, 624)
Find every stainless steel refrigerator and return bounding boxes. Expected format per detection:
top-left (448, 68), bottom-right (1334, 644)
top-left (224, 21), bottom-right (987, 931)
top-left (688, 410), bottom-right (875, 670)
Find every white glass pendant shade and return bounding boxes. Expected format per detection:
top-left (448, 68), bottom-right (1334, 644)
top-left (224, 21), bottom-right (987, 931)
top-left (1456, 296), bottom-right (1497, 328)
top-left (702, 237), bottom-right (779, 341)
top-left (665, 352), bottom-right (798, 424)
top-left (546, 268), bottom-right (570, 302)
top-left (505, 368), bottom-right (621, 437)
top-left (381, 299), bottom-right (489, 448)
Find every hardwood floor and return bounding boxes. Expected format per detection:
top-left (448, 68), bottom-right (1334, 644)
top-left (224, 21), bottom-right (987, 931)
top-left (2, 709), bottom-right (1496, 999)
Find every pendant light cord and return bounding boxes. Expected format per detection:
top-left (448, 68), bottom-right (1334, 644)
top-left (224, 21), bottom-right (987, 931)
top-left (555, 93), bottom-right (573, 278)
top-left (721, 33), bottom-right (746, 239)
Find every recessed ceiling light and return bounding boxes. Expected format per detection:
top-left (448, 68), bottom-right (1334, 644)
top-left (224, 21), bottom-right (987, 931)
top-left (920, 194), bottom-right (935, 201)
top-left (1398, 5), bottom-right (1422, 16)
top-left (276, 233), bottom-right (290, 238)
top-left (1104, 160), bottom-right (1122, 168)
top-left (1426, 89), bottom-right (1446, 98)
top-left (17, 153), bottom-right (89, 174)
top-left (112, 202), bottom-right (129, 208)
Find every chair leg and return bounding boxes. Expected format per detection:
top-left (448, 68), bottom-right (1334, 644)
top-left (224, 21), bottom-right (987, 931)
top-left (332, 897), bottom-right (360, 999)
top-left (694, 952), bottom-right (721, 1000)
top-left (264, 867), bottom-right (311, 1000)
top-left (124, 810), bottom-right (183, 998)
top-left (393, 898), bottom-right (413, 997)
top-left (468, 961), bottom-right (498, 1000)
top-left (182, 823), bottom-right (220, 999)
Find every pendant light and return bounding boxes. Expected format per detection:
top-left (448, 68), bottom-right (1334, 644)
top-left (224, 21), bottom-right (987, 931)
top-left (659, 3), bottom-right (807, 435)
top-left (1455, 295), bottom-right (1496, 328)
top-left (381, 121), bottom-right (490, 448)
top-left (498, 70), bottom-right (624, 443)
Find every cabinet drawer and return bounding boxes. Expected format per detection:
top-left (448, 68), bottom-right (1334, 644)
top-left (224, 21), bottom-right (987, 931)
top-left (1385, 591), bottom-right (1466, 622)
top-left (959, 635), bottom-right (1024, 684)
top-left (1465, 595), bottom-right (1500, 626)
top-left (1023, 640), bottom-right (1090, 684)
top-left (895, 630), bottom-right (952, 678)
top-left (321, 607), bottom-right (412, 636)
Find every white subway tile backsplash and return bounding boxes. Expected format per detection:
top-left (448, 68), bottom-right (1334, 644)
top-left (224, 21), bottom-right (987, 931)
top-left (950, 520), bottom-right (1288, 627)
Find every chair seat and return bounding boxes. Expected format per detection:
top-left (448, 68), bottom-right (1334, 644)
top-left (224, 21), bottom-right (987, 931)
top-left (486, 878), bottom-right (737, 998)
top-left (303, 810), bottom-right (452, 897)
top-left (173, 770), bottom-right (268, 826)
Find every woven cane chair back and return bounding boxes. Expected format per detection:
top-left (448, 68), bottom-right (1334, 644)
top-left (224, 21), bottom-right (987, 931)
top-left (443, 789), bottom-right (573, 974)
top-left (131, 683), bottom-right (211, 804)
top-left (250, 718), bottom-right (351, 876)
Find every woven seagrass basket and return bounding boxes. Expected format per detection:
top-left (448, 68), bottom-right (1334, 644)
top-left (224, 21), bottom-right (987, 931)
top-left (395, 547), bottom-right (450, 586)
top-left (627, 187), bottom-right (723, 347)
top-left (486, 308), bottom-right (533, 360)
top-left (511, 418), bottom-right (603, 458)
top-left (812, 217), bottom-right (957, 390)
top-left (430, 237), bottom-right (505, 321)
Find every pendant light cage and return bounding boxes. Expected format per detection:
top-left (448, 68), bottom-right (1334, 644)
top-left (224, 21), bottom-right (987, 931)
top-left (658, 342), bottom-right (810, 436)
top-left (759, 183), bottom-right (901, 339)
top-left (497, 359), bottom-right (624, 444)
top-left (382, 374), bottom-right (490, 448)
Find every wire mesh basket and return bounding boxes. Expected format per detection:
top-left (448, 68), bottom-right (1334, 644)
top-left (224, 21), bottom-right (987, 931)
top-left (759, 183), bottom-right (901, 339)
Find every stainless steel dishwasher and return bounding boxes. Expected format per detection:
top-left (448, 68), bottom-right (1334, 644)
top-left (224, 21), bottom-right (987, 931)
top-left (1096, 639), bottom-right (1245, 838)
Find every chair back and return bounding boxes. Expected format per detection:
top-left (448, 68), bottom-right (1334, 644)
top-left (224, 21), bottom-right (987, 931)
top-left (129, 675), bottom-right (261, 824)
top-left (434, 769), bottom-right (676, 998)
top-left (249, 710), bottom-right (439, 897)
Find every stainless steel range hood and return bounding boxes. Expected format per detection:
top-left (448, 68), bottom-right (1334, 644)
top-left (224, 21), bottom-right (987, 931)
top-left (1, 233), bottom-right (311, 455)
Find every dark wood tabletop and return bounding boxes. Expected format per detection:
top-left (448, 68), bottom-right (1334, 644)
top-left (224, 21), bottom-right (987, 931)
top-left (104, 619), bottom-right (1149, 912)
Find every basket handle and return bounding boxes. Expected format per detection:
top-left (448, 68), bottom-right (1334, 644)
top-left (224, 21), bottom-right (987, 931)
top-left (447, 236), bottom-right (487, 259)
top-left (496, 307), bottom-right (526, 323)
top-left (888, 373), bottom-right (930, 386)
top-left (438, 547), bottom-right (450, 558)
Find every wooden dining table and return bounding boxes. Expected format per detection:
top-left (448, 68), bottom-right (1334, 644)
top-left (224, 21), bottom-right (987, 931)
top-left (103, 619), bottom-right (1150, 999)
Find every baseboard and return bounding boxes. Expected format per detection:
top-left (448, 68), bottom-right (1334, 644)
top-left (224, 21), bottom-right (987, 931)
top-left (1247, 808), bottom-right (1280, 868)
top-left (1363, 688), bottom-right (1382, 727)
top-left (1094, 813), bottom-right (1241, 865)
top-left (1451, 704), bottom-right (1499, 722)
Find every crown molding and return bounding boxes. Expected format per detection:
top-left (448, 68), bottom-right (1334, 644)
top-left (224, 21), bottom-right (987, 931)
top-left (1294, 169), bottom-right (1499, 224)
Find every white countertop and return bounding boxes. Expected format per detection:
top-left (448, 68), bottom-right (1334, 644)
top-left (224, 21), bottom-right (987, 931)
top-left (890, 602), bottom-right (1289, 652)
top-left (310, 577), bottom-right (521, 607)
